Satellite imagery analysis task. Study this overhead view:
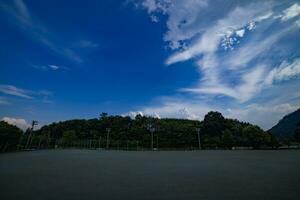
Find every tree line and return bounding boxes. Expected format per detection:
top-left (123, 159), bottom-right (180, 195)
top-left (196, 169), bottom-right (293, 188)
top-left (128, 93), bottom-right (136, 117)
top-left (2, 111), bottom-right (292, 152)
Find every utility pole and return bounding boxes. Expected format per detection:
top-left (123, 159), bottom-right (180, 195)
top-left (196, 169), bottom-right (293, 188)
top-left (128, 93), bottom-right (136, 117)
top-left (25, 120), bottom-right (38, 149)
top-left (106, 128), bottom-right (111, 149)
top-left (196, 127), bottom-right (201, 150)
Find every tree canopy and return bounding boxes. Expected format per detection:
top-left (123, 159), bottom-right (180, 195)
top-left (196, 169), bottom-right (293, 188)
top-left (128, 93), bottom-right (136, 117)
top-left (1, 111), bottom-right (281, 152)
top-left (33, 111), bottom-right (276, 149)
top-left (0, 121), bottom-right (23, 152)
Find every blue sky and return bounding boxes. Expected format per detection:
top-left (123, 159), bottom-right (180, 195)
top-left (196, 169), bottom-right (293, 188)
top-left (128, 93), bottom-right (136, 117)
top-left (0, 0), bottom-right (300, 130)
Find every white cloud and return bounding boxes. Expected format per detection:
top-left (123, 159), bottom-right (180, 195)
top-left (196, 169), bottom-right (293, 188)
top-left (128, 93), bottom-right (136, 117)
top-left (225, 103), bottom-right (299, 129)
top-left (281, 3), bottom-right (300, 21)
top-left (165, 3), bottom-right (273, 65)
top-left (132, 1), bottom-right (300, 129)
top-left (234, 66), bottom-right (266, 102)
top-left (247, 20), bottom-right (256, 30)
top-left (125, 97), bottom-right (213, 120)
top-left (265, 58), bottom-right (300, 85)
top-left (163, 3), bottom-right (284, 102)
top-left (0, 85), bottom-right (33, 99)
top-left (48, 65), bottom-right (59, 70)
top-left (162, 2), bottom-right (298, 103)
top-left (127, 96), bottom-right (299, 129)
top-left (138, 0), bottom-right (208, 49)
top-left (236, 29), bottom-right (245, 37)
top-left (225, 27), bottom-right (288, 69)
top-left (1, 117), bottom-right (30, 131)
top-left (125, 111), bottom-right (144, 118)
top-left (141, 0), bottom-right (169, 14)
top-left (183, 65), bottom-right (267, 102)
top-left (32, 64), bottom-right (69, 71)
top-left (255, 12), bottom-right (273, 22)
top-left (150, 15), bottom-right (159, 22)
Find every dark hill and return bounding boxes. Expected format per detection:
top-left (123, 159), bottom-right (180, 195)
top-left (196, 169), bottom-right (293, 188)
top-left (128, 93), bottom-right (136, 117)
top-left (269, 108), bottom-right (300, 137)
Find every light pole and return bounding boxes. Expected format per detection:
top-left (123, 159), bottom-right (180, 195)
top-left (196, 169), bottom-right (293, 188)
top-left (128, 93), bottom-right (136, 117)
top-left (98, 136), bottom-right (101, 149)
top-left (156, 135), bottom-right (159, 150)
top-left (106, 128), bottom-right (111, 149)
top-left (147, 124), bottom-right (155, 150)
top-left (196, 127), bottom-right (201, 150)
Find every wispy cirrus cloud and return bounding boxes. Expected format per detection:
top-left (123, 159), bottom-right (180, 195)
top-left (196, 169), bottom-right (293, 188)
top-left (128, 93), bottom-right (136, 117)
top-left (0, 0), bottom-right (97, 63)
top-left (265, 58), bottom-right (300, 85)
top-left (0, 84), bottom-right (54, 104)
top-left (0, 84), bottom-right (33, 99)
top-left (130, 0), bottom-right (300, 129)
top-left (32, 64), bottom-right (69, 71)
top-left (138, 1), bottom-right (300, 101)
top-left (280, 3), bottom-right (300, 21)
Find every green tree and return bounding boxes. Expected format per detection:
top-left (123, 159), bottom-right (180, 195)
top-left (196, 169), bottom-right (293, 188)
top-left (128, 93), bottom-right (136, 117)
top-left (99, 112), bottom-right (108, 120)
top-left (222, 129), bottom-right (234, 149)
top-left (202, 111), bottom-right (226, 136)
top-left (32, 111), bottom-right (277, 150)
top-left (62, 130), bottom-right (78, 143)
top-left (0, 121), bottom-right (23, 152)
top-left (269, 133), bottom-right (279, 148)
top-left (242, 125), bottom-right (266, 148)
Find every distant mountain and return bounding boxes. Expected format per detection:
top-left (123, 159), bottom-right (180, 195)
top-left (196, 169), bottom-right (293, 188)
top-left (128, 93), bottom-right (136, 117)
top-left (269, 108), bottom-right (300, 137)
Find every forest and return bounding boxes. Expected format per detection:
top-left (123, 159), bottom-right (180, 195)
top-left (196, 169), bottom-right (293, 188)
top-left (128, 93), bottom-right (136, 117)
top-left (1, 111), bottom-right (290, 152)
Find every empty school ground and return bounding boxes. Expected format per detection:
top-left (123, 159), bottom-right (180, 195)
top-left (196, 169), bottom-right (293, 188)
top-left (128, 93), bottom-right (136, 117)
top-left (0, 149), bottom-right (299, 200)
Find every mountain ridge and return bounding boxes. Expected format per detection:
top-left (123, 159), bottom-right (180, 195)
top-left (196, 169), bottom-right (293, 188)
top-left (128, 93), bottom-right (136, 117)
top-left (268, 108), bottom-right (300, 137)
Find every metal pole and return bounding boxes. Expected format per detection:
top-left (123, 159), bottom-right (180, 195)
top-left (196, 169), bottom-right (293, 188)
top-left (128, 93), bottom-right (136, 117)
top-left (156, 135), bottom-right (159, 150)
top-left (98, 136), bottom-right (101, 149)
top-left (28, 135), bottom-right (34, 149)
top-left (147, 124), bottom-right (155, 151)
top-left (196, 128), bottom-right (201, 150)
top-left (38, 136), bottom-right (42, 149)
top-left (151, 132), bottom-right (154, 150)
top-left (106, 128), bottom-right (110, 149)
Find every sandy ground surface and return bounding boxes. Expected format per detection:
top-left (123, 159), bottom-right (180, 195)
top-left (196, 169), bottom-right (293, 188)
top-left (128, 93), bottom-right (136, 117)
top-left (0, 149), bottom-right (300, 200)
